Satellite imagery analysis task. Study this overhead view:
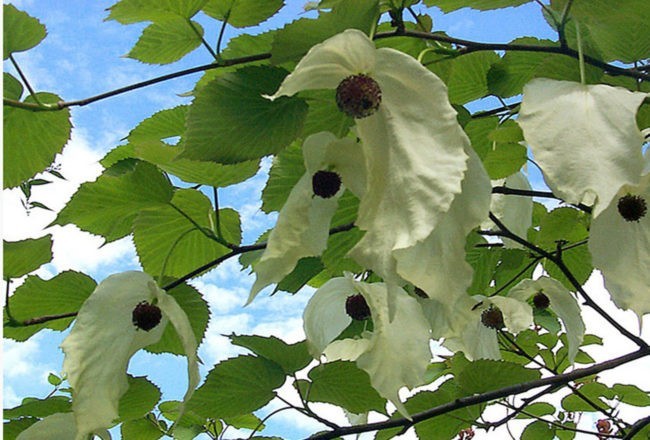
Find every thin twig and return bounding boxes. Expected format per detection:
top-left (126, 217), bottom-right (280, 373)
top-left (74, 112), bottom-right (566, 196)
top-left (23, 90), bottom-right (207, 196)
top-left (3, 53), bottom-right (272, 111)
top-left (622, 416), bottom-right (650, 440)
top-left (491, 186), bottom-right (592, 214)
top-left (188, 19), bottom-right (218, 60)
top-left (9, 54), bottom-right (42, 104)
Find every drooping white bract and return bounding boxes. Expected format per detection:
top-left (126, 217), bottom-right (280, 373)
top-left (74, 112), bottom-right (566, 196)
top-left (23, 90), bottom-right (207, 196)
top-left (518, 78), bottom-right (647, 216)
top-left (265, 29), bottom-right (470, 285)
top-left (508, 277), bottom-right (585, 363)
top-left (486, 171), bottom-right (533, 249)
top-left (16, 413), bottom-right (110, 440)
top-left (60, 271), bottom-right (199, 439)
top-left (589, 172), bottom-right (650, 322)
top-left (248, 132), bottom-right (364, 303)
top-left (394, 147), bottom-right (491, 304)
top-left (303, 274), bottom-right (431, 417)
top-left (423, 294), bottom-right (533, 361)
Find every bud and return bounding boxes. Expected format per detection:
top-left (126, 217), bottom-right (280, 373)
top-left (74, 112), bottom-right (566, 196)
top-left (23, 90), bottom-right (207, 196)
top-left (345, 294), bottom-right (371, 321)
top-left (481, 307), bottom-right (504, 330)
top-left (132, 301), bottom-right (162, 331)
top-left (335, 74), bottom-right (382, 119)
top-left (312, 170), bottom-right (342, 198)
top-left (532, 292), bottom-right (550, 310)
top-left (616, 194), bottom-right (647, 222)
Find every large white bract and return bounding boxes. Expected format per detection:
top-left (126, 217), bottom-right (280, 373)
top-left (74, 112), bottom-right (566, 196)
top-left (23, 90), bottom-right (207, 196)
top-left (264, 28), bottom-right (471, 286)
top-left (303, 274), bottom-right (431, 417)
top-left (518, 78), bottom-right (648, 216)
top-left (60, 271), bottom-right (199, 439)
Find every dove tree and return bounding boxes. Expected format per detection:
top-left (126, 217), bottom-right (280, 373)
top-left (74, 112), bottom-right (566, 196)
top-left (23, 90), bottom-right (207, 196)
top-left (3, 1), bottom-right (650, 439)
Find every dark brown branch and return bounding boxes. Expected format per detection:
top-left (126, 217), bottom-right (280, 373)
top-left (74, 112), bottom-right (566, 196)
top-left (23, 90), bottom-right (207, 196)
top-left (374, 29), bottom-right (649, 81)
top-left (3, 53), bottom-right (272, 112)
top-left (307, 347), bottom-right (650, 439)
top-left (622, 416), bottom-right (650, 440)
top-left (491, 186), bottom-right (592, 214)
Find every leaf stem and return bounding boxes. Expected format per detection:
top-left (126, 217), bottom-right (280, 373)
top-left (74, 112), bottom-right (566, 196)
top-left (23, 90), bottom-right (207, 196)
top-left (187, 19), bottom-right (218, 60)
top-left (9, 54), bottom-right (42, 105)
top-left (215, 12), bottom-right (230, 56)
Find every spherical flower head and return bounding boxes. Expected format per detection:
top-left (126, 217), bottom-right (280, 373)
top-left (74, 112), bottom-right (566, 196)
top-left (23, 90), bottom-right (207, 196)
top-left (345, 293), bottom-right (371, 320)
top-left (532, 291), bottom-right (551, 310)
top-left (617, 193), bottom-right (647, 222)
top-left (132, 301), bottom-right (163, 331)
top-left (335, 74), bottom-right (382, 119)
top-left (312, 170), bottom-right (342, 198)
top-left (481, 306), bottom-right (505, 330)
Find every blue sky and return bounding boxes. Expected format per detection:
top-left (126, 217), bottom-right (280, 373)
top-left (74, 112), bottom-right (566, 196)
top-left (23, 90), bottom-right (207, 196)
top-left (4, 1), bottom-right (649, 439)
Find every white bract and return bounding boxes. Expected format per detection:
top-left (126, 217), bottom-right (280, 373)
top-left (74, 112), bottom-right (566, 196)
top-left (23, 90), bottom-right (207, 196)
top-left (486, 171), bottom-right (533, 249)
top-left (589, 173), bottom-right (650, 322)
top-left (303, 274), bottom-right (431, 417)
top-left (248, 132), bottom-right (364, 303)
top-left (265, 28), bottom-right (471, 285)
top-left (518, 78), bottom-right (647, 216)
top-left (423, 294), bottom-right (533, 361)
top-left (508, 277), bottom-right (585, 363)
top-left (60, 271), bottom-right (199, 439)
top-left (16, 413), bottom-right (110, 440)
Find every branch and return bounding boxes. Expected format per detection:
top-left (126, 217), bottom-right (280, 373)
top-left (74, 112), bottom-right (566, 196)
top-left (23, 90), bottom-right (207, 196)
top-left (3, 53), bottom-right (271, 111)
top-left (307, 347), bottom-right (650, 439)
top-left (491, 186), bottom-right (592, 214)
top-left (373, 29), bottom-right (649, 81)
top-left (488, 212), bottom-right (648, 349)
top-left (622, 416), bottom-right (650, 440)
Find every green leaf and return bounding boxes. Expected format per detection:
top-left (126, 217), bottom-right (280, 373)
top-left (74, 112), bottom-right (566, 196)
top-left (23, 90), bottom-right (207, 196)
top-left (133, 189), bottom-right (238, 279)
top-left (612, 384), bottom-right (650, 407)
top-left (229, 334), bottom-right (312, 374)
top-left (457, 360), bottom-right (541, 394)
top-left (4, 271), bottom-right (96, 341)
top-left (302, 361), bottom-right (386, 414)
top-left (107, 0), bottom-right (208, 23)
top-left (516, 402), bottom-right (555, 419)
top-left (275, 257), bottom-right (324, 294)
top-left (202, 0), bottom-right (284, 28)
top-left (3, 418), bottom-right (39, 440)
top-left (127, 106), bottom-right (260, 187)
top-left (465, 234), bottom-right (501, 295)
top-left (54, 160), bottom-right (173, 242)
top-left (301, 89), bottom-right (354, 138)
top-left (494, 249), bottom-right (537, 291)
top-left (4, 396), bottom-right (71, 419)
top-left (127, 18), bottom-right (203, 64)
top-left (48, 373), bottom-right (63, 386)
top-left (487, 38), bottom-right (602, 98)
top-left (321, 227), bottom-right (364, 276)
top-left (188, 355), bottom-right (285, 419)
top-left (423, 0), bottom-right (532, 12)
top-left (3, 4), bottom-right (47, 59)
top-left (183, 66), bottom-right (308, 164)
top-left (551, 0), bottom-right (650, 63)
top-left (4, 72), bottom-right (23, 100)
top-left (376, 380), bottom-right (481, 440)
top-left (3, 235), bottom-right (53, 279)
top-left (270, 0), bottom-right (379, 65)
top-left (121, 418), bottom-right (163, 440)
top-left (223, 413), bottom-right (263, 430)
top-left (261, 141), bottom-right (304, 213)
top-left (4, 93), bottom-right (71, 188)
top-left (119, 376), bottom-right (162, 421)
top-left (521, 420), bottom-right (555, 440)
top-left (561, 382), bottom-right (611, 411)
top-left (482, 142), bottom-right (528, 179)
top-left (429, 51), bottom-right (500, 105)
top-left (464, 116), bottom-right (499, 160)
top-left (145, 282), bottom-right (210, 355)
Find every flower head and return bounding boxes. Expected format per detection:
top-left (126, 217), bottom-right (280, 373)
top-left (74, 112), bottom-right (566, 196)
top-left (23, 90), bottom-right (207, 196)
top-left (60, 271), bottom-right (199, 439)
top-left (303, 274), bottom-right (431, 417)
top-left (265, 29), bottom-right (471, 285)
